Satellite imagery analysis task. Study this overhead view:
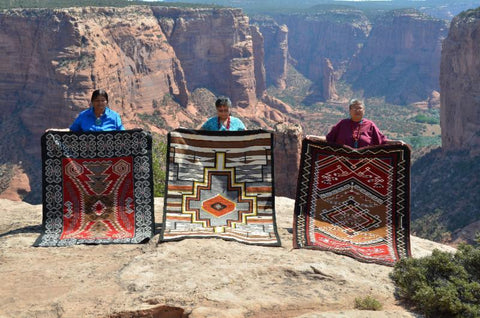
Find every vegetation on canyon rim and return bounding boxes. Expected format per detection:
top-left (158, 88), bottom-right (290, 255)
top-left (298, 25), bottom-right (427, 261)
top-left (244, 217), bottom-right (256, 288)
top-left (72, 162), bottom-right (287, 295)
top-left (391, 238), bottom-right (480, 318)
top-left (0, 0), bottom-right (221, 9)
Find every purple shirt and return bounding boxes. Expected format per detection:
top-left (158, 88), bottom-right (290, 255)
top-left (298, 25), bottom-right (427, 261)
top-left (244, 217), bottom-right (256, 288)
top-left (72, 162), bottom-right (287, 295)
top-left (326, 118), bottom-right (387, 148)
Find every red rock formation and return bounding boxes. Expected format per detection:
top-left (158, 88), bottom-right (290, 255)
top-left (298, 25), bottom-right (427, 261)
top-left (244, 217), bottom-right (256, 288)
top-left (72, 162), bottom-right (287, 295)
top-left (154, 7), bottom-right (258, 109)
top-left (273, 122), bottom-right (303, 199)
top-left (273, 10), bottom-right (370, 89)
top-left (0, 6), bottom-right (300, 202)
top-left (348, 9), bottom-right (448, 104)
top-left (252, 17), bottom-right (288, 90)
top-left (322, 58), bottom-right (338, 101)
top-left (250, 25), bottom-right (267, 98)
top-left (427, 90), bottom-right (440, 109)
top-left (440, 8), bottom-right (480, 153)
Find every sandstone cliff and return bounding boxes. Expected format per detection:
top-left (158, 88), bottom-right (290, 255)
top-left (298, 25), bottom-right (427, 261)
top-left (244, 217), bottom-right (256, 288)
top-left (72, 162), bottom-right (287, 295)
top-left (0, 6), bottom-right (298, 202)
top-left (440, 7), bottom-right (480, 153)
top-left (251, 16), bottom-right (288, 90)
top-left (153, 7), bottom-right (259, 109)
top-left (271, 9), bottom-right (370, 103)
top-left (347, 9), bottom-right (448, 105)
top-left (260, 8), bottom-right (448, 105)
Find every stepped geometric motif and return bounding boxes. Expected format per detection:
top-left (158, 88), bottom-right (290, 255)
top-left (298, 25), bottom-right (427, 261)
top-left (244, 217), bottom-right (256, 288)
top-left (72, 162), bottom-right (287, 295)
top-left (294, 139), bottom-right (411, 266)
top-left (161, 129), bottom-right (280, 246)
top-left (35, 130), bottom-right (154, 246)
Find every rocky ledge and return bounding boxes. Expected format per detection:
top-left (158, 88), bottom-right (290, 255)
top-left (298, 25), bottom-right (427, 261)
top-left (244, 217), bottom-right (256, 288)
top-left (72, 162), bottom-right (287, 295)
top-left (0, 197), bottom-right (454, 318)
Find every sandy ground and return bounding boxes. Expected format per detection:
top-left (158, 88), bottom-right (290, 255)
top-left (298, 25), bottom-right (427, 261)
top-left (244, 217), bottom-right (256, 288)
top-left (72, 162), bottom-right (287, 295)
top-left (0, 197), bottom-right (455, 318)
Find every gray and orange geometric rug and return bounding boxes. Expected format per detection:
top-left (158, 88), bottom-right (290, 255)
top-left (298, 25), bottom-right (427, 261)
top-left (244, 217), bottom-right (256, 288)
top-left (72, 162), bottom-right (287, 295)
top-left (35, 129), bottom-right (154, 246)
top-left (160, 129), bottom-right (281, 246)
top-left (293, 139), bottom-right (411, 266)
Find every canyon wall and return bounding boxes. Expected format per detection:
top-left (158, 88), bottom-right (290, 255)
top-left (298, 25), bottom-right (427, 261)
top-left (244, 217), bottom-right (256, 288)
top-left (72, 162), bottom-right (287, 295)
top-left (271, 9), bottom-right (370, 103)
top-left (251, 16), bottom-right (288, 90)
top-left (259, 9), bottom-right (448, 105)
top-left (348, 9), bottom-right (448, 105)
top-left (440, 7), bottom-right (480, 153)
top-left (153, 7), bottom-right (260, 108)
top-left (0, 6), bottom-right (297, 202)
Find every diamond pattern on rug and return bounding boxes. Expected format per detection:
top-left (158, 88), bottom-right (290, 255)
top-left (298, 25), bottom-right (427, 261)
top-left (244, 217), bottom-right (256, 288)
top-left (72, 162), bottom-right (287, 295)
top-left (161, 129), bottom-right (280, 246)
top-left (35, 130), bottom-right (154, 246)
top-left (294, 139), bottom-right (411, 266)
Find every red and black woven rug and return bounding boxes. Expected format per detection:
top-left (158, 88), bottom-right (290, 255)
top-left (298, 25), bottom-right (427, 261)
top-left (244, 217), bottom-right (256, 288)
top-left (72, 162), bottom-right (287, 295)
top-left (160, 129), bottom-right (281, 246)
top-left (293, 139), bottom-right (411, 266)
top-left (35, 129), bottom-right (154, 246)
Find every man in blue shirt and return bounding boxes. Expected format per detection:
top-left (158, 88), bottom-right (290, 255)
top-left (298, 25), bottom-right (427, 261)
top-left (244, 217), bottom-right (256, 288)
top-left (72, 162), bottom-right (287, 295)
top-left (201, 97), bottom-right (246, 131)
top-left (70, 89), bottom-right (125, 132)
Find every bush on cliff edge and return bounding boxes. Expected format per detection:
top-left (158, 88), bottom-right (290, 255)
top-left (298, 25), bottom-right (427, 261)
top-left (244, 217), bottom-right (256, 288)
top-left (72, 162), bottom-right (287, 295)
top-left (390, 241), bottom-right (480, 318)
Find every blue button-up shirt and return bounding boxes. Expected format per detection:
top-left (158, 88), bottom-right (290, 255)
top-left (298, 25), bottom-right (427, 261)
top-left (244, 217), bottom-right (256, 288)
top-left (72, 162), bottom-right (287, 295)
top-left (70, 107), bottom-right (125, 132)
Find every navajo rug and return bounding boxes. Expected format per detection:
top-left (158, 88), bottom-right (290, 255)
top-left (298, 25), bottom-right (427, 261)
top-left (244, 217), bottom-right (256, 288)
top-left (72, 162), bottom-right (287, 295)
top-left (160, 129), bottom-right (281, 246)
top-left (293, 139), bottom-right (411, 266)
top-left (35, 129), bottom-right (154, 246)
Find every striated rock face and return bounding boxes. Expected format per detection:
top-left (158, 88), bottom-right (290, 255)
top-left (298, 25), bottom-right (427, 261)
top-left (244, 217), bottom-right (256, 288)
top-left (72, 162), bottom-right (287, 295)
top-left (251, 16), bottom-right (288, 90)
top-left (154, 7), bottom-right (260, 109)
top-left (250, 24), bottom-right (267, 98)
top-left (440, 8), bottom-right (480, 153)
top-left (272, 10), bottom-right (370, 103)
top-left (348, 9), bottom-right (448, 105)
top-left (0, 7), bottom-right (196, 202)
top-left (322, 58), bottom-right (338, 101)
top-left (274, 10), bottom-right (370, 79)
top-left (273, 122), bottom-right (303, 199)
top-left (0, 6), bottom-right (300, 202)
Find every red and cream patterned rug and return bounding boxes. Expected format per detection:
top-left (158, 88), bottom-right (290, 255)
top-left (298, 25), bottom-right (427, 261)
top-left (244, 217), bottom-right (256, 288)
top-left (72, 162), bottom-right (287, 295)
top-left (293, 139), bottom-right (411, 266)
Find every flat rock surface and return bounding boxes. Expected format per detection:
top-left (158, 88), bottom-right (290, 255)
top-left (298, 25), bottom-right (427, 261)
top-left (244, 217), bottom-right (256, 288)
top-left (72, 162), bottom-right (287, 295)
top-left (0, 197), bottom-right (455, 318)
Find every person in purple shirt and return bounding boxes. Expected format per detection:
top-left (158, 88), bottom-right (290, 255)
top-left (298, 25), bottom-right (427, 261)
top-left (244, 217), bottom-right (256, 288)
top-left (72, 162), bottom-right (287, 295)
top-left (308, 99), bottom-right (403, 148)
top-left (69, 89), bottom-right (124, 132)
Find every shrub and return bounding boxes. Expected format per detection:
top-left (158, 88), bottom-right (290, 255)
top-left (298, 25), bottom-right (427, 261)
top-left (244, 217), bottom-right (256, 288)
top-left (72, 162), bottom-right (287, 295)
top-left (390, 244), bottom-right (480, 318)
top-left (152, 136), bottom-right (167, 197)
top-left (354, 295), bottom-right (383, 311)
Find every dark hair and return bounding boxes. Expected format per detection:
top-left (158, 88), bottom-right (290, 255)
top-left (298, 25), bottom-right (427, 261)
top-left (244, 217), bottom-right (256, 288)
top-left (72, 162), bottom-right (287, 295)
top-left (215, 97), bottom-right (232, 108)
top-left (91, 89), bottom-right (109, 103)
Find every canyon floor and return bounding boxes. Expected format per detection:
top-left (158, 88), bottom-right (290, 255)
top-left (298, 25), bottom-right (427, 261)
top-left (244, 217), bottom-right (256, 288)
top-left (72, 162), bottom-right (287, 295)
top-left (0, 197), bottom-right (454, 318)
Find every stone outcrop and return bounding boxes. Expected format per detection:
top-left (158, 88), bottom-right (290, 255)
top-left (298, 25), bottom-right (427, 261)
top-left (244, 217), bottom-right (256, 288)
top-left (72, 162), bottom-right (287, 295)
top-left (259, 8), bottom-right (448, 105)
top-left (322, 58), bottom-right (338, 101)
top-left (0, 6), bottom-right (196, 201)
top-left (0, 6), bottom-right (299, 202)
top-left (348, 9), bottom-right (448, 105)
top-left (440, 7), bottom-right (480, 153)
top-left (271, 9), bottom-right (370, 103)
top-left (154, 7), bottom-right (260, 109)
top-left (273, 122), bottom-right (303, 199)
top-left (250, 24), bottom-right (267, 98)
top-left (251, 16), bottom-right (288, 90)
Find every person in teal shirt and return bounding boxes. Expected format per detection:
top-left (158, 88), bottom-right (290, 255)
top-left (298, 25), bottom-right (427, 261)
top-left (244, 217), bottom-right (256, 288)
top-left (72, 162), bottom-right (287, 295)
top-left (201, 97), bottom-right (246, 131)
top-left (70, 89), bottom-right (125, 132)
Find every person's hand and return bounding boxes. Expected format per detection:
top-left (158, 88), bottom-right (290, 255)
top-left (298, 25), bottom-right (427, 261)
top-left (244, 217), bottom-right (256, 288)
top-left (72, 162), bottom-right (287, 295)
top-left (45, 128), bottom-right (70, 132)
top-left (306, 135), bottom-right (326, 142)
top-left (386, 140), bottom-right (406, 146)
